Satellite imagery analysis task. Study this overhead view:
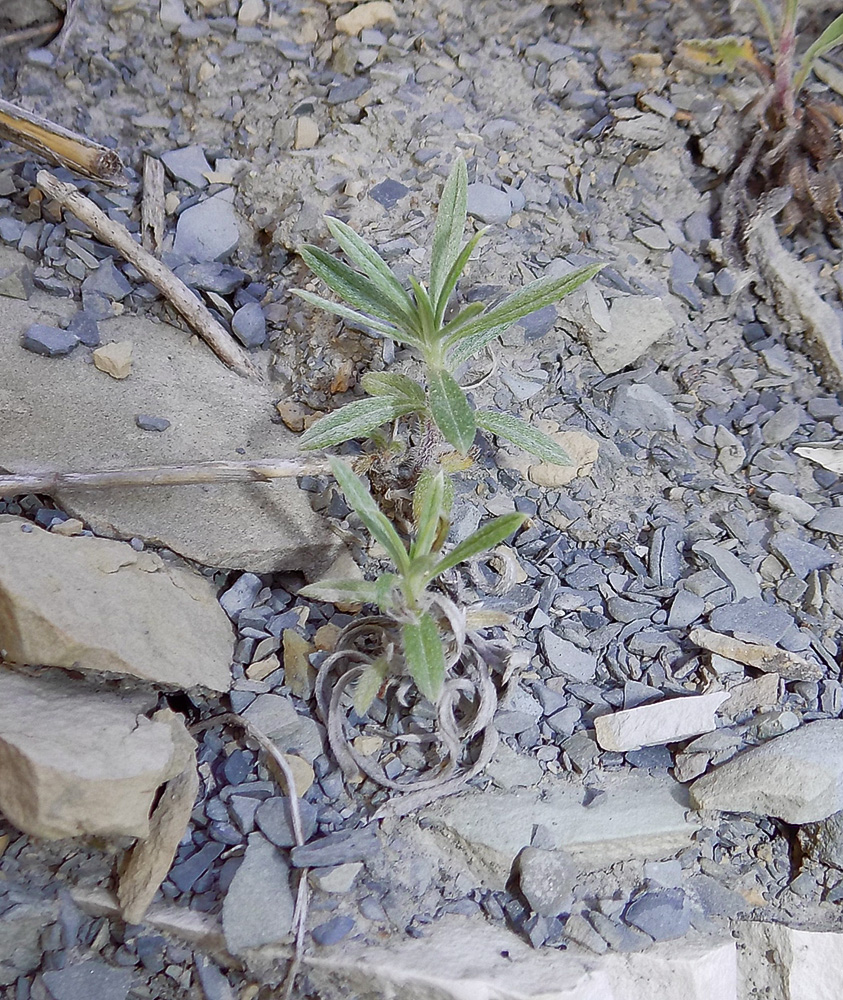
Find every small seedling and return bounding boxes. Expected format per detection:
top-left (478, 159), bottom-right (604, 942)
top-left (299, 456), bottom-right (525, 704)
top-left (293, 158), bottom-right (603, 463)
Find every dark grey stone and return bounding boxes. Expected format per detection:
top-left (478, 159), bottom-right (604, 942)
top-left (65, 312), bottom-right (100, 347)
top-left (135, 415), bottom-right (170, 432)
top-left (220, 573), bottom-right (262, 618)
top-left (231, 301), bottom-right (266, 348)
top-left (228, 795), bottom-right (261, 834)
top-left (714, 269), bottom-right (737, 295)
top-left (81, 261), bottom-right (132, 301)
top-left (770, 533), bottom-right (835, 578)
top-left (686, 874), bottom-right (748, 918)
top-left (328, 77), bottom-right (369, 104)
top-left (519, 304), bottom-right (556, 340)
top-left (21, 324), bottom-right (78, 357)
top-left (623, 888), bottom-right (691, 941)
top-left (290, 826), bottom-right (379, 868)
top-left (0, 263), bottom-right (34, 300)
top-left (161, 146), bottom-right (211, 188)
top-left (174, 192), bottom-right (240, 262)
top-left (169, 842), bottom-right (225, 893)
top-left (255, 795), bottom-right (318, 847)
top-left (312, 915), bottom-right (355, 946)
top-left (173, 262), bottom-right (247, 294)
top-left (369, 179), bottom-right (410, 209)
top-left (649, 523), bottom-right (683, 586)
top-left (667, 590), bottom-right (704, 628)
top-left (194, 958), bottom-right (235, 1000)
top-left (42, 961), bottom-right (132, 1000)
top-left (692, 541), bottom-right (760, 601)
top-left (222, 834), bottom-right (295, 955)
top-left (0, 218), bottom-right (26, 244)
top-left (709, 599), bottom-right (793, 643)
top-left (612, 383), bottom-right (675, 432)
top-left (809, 508), bottom-right (843, 536)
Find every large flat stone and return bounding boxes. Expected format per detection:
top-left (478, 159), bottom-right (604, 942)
top-left (0, 284), bottom-right (340, 574)
top-left (690, 720), bottom-right (843, 823)
top-left (305, 914), bottom-right (737, 1000)
top-left (0, 670), bottom-right (193, 839)
top-left (0, 517), bottom-right (232, 692)
top-left (420, 772), bottom-right (698, 884)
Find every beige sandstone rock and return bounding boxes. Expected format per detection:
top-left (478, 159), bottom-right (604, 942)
top-left (335, 1), bottom-right (396, 35)
top-left (0, 517), bottom-right (233, 692)
top-left (294, 117), bottom-right (320, 150)
top-left (93, 340), bottom-right (133, 379)
top-left (282, 629), bottom-right (315, 699)
top-left (528, 427), bottom-right (600, 488)
top-left (0, 670), bottom-right (193, 839)
top-left (691, 627), bottom-right (823, 682)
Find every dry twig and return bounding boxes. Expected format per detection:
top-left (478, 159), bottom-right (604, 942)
top-left (0, 458), bottom-right (330, 498)
top-left (0, 20), bottom-right (62, 49)
top-left (36, 169), bottom-right (257, 378)
top-left (141, 155), bottom-right (165, 255)
top-left (0, 98), bottom-right (124, 183)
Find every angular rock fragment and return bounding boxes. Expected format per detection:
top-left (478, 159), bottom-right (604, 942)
top-left (0, 670), bottom-right (193, 839)
top-left (539, 629), bottom-right (597, 682)
top-left (93, 340), bottom-right (133, 379)
top-left (0, 518), bottom-right (233, 691)
top-left (594, 691), bottom-right (730, 752)
top-left (21, 323), bottom-right (77, 357)
top-left (173, 190), bottom-right (240, 262)
top-left (516, 847), bottom-right (577, 917)
top-left (222, 833), bottom-right (295, 955)
top-left (690, 720), bottom-right (843, 823)
top-left (690, 628), bottom-right (822, 682)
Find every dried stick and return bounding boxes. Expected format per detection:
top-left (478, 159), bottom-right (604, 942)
top-left (0, 458), bottom-right (330, 498)
top-left (0, 98), bottom-right (123, 183)
top-left (191, 713), bottom-right (312, 998)
top-left (36, 170), bottom-right (257, 378)
top-left (0, 20), bottom-right (63, 49)
top-left (142, 154), bottom-right (165, 254)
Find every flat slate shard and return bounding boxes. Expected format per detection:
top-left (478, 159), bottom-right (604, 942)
top-left (690, 720), bottom-right (843, 823)
top-left (692, 541), bottom-right (761, 601)
top-left (42, 960), bottom-right (133, 1000)
top-left (539, 629), bottom-right (597, 682)
top-left (222, 833), bottom-right (295, 955)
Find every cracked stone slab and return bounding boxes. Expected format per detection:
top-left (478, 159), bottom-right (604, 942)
top-left (0, 289), bottom-right (341, 574)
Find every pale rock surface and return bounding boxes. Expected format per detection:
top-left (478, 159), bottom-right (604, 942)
top-left (421, 772), bottom-right (698, 884)
top-left (691, 628), bottom-right (822, 682)
top-left (0, 670), bottom-right (193, 839)
top-left (305, 913), bottom-right (738, 1000)
top-left (0, 518), bottom-right (232, 692)
top-left (0, 295), bottom-right (341, 573)
top-left (690, 720), bottom-right (843, 823)
top-left (335, 1), bottom-right (397, 35)
top-left (595, 692), bottom-right (730, 752)
top-left (797, 810), bottom-right (843, 869)
top-left (529, 427), bottom-right (599, 488)
top-left (584, 294), bottom-right (676, 374)
top-left (222, 833), bottom-right (295, 955)
top-left (516, 847), bottom-right (577, 917)
top-left (737, 921), bottom-right (843, 1000)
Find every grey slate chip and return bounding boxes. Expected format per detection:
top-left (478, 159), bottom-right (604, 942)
top-left (770, 533), bottom-right (835, 578)
top-left (290, 826), bottom-right (379, 868)
top-left (220, 573), bottom-right (263, 618)
top-left (0, 263), bottom-right (34, 300)
top-left (21, 324), bottom-right (78, 357)
top-left (311, 915), bottom-right (355, 946)
top-left (65, 311), bottom-right (100, 347)
top-left (0, 218), bottom-right (26, 244)
top-left (369, 178), bottom-right (410, 209)
top-left (82, 260), bottom-right (132, 301)
top-left (161, 146), bottom-right (211, 188)
top-left (466, 182), bottom-right (513, 225)
top-left (231, 301), bottom-right (267, 348)
top-left (169, 842), bottom-right (225, 893)
top-left (623, 888), bottom-right (691, 941)
top-left (42, 961), bottom-right (133, 1000)
top-left (708, 599), bottom-right (793, 643)
top-left (256, 796), bottom-right (318, 848)
top-left (173, 262), bottom-right (247, 294)
top-left (135, 414), bottom-right (171, 432)
top-left (174, 192), bottom-right (240, 262)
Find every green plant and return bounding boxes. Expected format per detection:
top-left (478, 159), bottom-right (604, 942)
top-left (292, 158), bottom-right (603, 462)
top-left (299, 456), bottom-right (525, 704)
top-left (678, 0), bottom-right (843, 237)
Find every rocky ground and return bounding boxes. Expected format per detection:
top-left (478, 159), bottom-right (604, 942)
top-left (3, 0), bottom-right (843, 997)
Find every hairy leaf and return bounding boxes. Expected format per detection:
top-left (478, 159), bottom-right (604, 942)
top-left (291, 289), bottom-right (407, 341)
top-left (445, 320), bottom-right (510, 370)
top-left (796, 12), bottom-right (843, 92)
top-left (352, 656), bottom-right (390, 716)
top-left (329, 457), bottom-right (410, 575)
top-left (427, 512), bottom-right (526, 581)
top-left (429, 157), bottom-right (468, 311)
top-left (299, 397), bottom-right (414, 450)
top-left (361, 371), bottom-right (426, 403)
top-left (402, 613), bottom-right (446, 702)
top-left (408, 275), bottom-right (436, 344)
top-left (443, 262), bottom-right (605, 350)
top-left (428, 370), bottom-right (476, 454)
top-left (410, 469), bottom-right (446, 559)
top-left (299, 245), bottom-right (420, 332)
top-left (476, 410), bottom-right (573, 465)
top-left (323, 216), bottom-right (415, 320)
top-left (433, 229), bottom-right (487, 327)
top-left (298, 579), bottom-right (384, 606)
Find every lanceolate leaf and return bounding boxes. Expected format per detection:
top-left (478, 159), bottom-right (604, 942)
top-left (299, 397), bottom-right (415, 450)
top-left (361, 371), bottom-right (426, 403)
top-left (445, 321), bottom-right (509, 370)
top-left (299, 245), bottom-right (420, 332)
top-left (476, 410), bottom-right (573, 465)
top-left (443, 262), bottom-right (605, 351)
top-left (323, 216), bottom-right (416, 320)
top-left (292, 289), bottom-right (407, 341)
top-left (427, 370), bottom-right (476, 454)
top-left (408, 276), bottom-right (436, 344)
top-left (795, 12), bottom-right (843, 92)
top-left (427, 512), bottom-right (526, 581)
top-left (433, 228), bottom-right (487, 327)
top-left (402, 613), bottom-right (446, 702)
top-left (429, 157), bottom-right (468, 311)
top-left (329, 457), bottom-right (410, 575)
top-left (298, 579), bottom-right (384, 606)
top-left (410, 469), bottom-right (446, 559)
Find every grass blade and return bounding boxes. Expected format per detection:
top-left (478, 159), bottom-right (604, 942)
top-left (443, 262), bottom-right (605, 350)
top-left (795, 12), bottom-right (843, 92)
top-left (427, 370), bottom-right (476, 454)
top-left (476, 410), bottom-right (573, 465)
top-left (323, 216), bottom-right (416, 320)
top-left (361, 371), bottom-right (426, 403)
top-left (329, 457), bottom-right (411, 575)
top-left (429, 157), bottom-right (468, 311)
top-left (426, 512), bottom-right (526, 581)
top-left (299, 245), bottom-right (421, 332)
top-left (402, 613), bottom-right (446, 702)
top-left (299, 397), bottom-right (414, 450)
top-left (433, 229), bottom-right (487, 327)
